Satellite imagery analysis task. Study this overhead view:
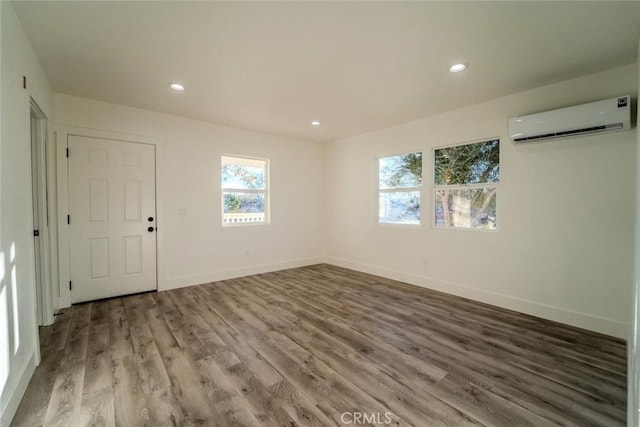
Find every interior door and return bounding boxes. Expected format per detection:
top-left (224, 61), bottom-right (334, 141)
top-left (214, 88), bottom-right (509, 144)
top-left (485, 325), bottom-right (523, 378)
top-left (68, 135), bottom-right (157, 303)
top-left (30, 115), bottom-right (43, 323)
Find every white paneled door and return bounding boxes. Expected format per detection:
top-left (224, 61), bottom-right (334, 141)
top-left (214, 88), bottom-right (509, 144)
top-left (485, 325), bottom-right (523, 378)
top-left (68, 135), bottom-right (157, 303)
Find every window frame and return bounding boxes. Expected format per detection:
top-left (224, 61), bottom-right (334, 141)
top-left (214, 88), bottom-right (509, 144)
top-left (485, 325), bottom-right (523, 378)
top-left (431, 138), bottom-right (500, 233)
top-left (377, 151), bottom-right (423, 226)
top-left (221, 154), bottom-right (270, 227)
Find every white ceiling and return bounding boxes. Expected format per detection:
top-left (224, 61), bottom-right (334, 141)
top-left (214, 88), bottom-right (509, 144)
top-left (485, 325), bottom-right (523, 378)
top-left (12, 1), bottom-right (640, 142)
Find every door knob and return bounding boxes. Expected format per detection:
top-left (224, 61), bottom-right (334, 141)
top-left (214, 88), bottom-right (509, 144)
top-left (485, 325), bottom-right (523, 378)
top-left (148, 226), bottom-right (155, 232)
top-left (148, 216), bottom-right (154, 222)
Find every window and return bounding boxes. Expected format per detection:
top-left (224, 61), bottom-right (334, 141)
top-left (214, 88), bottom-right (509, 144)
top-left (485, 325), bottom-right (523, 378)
top-left (433, 139), bottom-right (499, 230)
top-left (221, 155), bottom-right (269, 225)
top-left (378, 152), bottom-right (422, 224)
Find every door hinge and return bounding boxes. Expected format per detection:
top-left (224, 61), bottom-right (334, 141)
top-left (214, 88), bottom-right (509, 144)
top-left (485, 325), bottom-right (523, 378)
top-left (66, 148), bottom-right (69, 158)
top-left (33, 230), bottom-right (39, 237)
top-left (69, 281), bottom-right (72, 291)
top-left (23, 76), bottom-right (26, 89)
top-left (67, 214), bottom-right (70, 225)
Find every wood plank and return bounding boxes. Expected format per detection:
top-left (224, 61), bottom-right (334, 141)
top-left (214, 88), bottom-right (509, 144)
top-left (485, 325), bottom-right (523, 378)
top-left (42, 303), bottom-right (92, 426)
top-left (11, 308), bottom-right (74, 426)
top-left (195, 357), bottom-right (262, 427)
top-left (12, 264), bottom-right (627, 426)
top-left (146, 300), bottom-right (219, 425)
top-left (78, 320), bottom-right (115, 427)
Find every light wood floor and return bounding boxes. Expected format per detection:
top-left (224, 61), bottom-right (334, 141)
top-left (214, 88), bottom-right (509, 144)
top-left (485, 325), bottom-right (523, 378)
top-left (12, 264), bottom-right (626, 426)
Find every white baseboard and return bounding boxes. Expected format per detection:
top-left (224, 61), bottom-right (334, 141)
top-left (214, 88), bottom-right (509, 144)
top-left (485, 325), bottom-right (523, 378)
top-left (161, 256), bottom-right (325, 291)
top-left (0, 351), bottom-right (37, 426)
top-left (325, 256), bottom-right (628, 340)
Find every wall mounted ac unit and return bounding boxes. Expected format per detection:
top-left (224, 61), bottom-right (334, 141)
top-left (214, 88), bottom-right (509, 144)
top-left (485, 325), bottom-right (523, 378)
top-left (508, 96), bottom-right (631, 143)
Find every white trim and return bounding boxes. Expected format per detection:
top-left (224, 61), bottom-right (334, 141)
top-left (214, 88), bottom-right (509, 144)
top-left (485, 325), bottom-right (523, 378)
top-left (377, 222), bottom-right (422, 228)
top-left (161, 256), bottom-right (324, 290)
top-left (433, 183), bottom-right (499, 191)
top-left (222, 188), bottom-right (267, 194)
top-left (221, 219), bottom-right (269, 228)
top-left (55, 125), bottom-right (166, 308)
top-left (378, 187), bottom-right (421, 193)
top-left (325, 256), bottom-right (628, 339)
top-left (432, 135), bottom-right (501, 151)
top-left (29, 99), bottom-right (54, 327)
top-left (0, 352), bottom-right (37, 426)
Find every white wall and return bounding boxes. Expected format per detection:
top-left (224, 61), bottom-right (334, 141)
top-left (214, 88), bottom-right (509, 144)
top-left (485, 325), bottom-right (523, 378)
top-left (325, 64), bottom-right (637, 339)
top-left (0, 2), bottom-right (54, 425)
top-left (53, 93), bottom-right (324, 306)
top-left (629, 34), bottom-right (640, 427)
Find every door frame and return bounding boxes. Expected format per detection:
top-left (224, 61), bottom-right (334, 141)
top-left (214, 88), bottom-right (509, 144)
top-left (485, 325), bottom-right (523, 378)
top-left (56, 126), bottom-right (165, 308)
top-left (30, 99), bottom-right (54, 325)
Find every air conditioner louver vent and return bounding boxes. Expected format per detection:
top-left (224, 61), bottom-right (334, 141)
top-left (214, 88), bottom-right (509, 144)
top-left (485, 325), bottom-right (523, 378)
top-left (512, 123), bottom-right (624, 143)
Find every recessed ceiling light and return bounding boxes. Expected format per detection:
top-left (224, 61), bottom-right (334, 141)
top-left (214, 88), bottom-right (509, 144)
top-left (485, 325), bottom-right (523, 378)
top-left (311, 120), bottom-right (321, 126)
top-left (448, 63), bottom-right (468, 73)
top-left (169, 82), bottom-right (185, 91)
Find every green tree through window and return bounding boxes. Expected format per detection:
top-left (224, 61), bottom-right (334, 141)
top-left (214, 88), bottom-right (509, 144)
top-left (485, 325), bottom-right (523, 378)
top-left (434, 139), bottom-right (499, 229)
top-left (379, 152), bottom-right (422, 224)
